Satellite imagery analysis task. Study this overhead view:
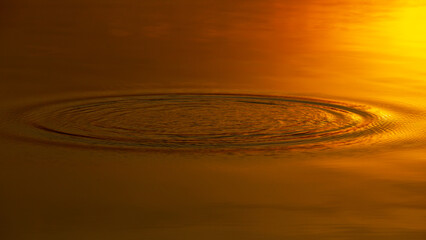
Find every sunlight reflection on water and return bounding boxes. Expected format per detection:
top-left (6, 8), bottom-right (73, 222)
top-left (1, 0), bottom-right (426, 239)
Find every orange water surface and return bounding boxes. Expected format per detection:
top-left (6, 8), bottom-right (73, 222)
top-left (1, 0), bottom-right (426, 239)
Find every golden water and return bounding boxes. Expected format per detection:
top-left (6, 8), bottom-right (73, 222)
top-left (1, 0), bottom-right (426, 239)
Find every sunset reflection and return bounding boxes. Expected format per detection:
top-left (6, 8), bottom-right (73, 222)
top-left (1, 1), bottom-right (426, 240)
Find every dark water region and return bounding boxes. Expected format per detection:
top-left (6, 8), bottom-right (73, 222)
top-left (1, 0), bottom-right (426, 239)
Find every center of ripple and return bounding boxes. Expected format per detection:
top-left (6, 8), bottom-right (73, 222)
top-left (16, 94), bottom-right (391, 150)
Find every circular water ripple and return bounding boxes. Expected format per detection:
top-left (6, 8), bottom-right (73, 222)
top-left (11, 94), bottom-right (393, 151)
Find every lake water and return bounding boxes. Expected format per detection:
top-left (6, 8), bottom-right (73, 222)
top-left (1, 0), bottom-right (426, 239)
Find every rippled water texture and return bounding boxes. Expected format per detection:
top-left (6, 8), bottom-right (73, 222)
top-left (2, 0), bottom-right (426, 239)
top-left (7, 94), bottom-right (393, 151)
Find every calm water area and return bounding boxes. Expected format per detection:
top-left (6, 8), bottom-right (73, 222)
top-left (1, 0), bottom-right (426, 239)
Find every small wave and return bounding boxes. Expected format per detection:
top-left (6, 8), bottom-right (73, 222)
top-left (3, 93), bottom-right (395, 151)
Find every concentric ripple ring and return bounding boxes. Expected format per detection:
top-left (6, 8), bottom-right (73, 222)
top-left (7, 93), bottom-right (393, 151)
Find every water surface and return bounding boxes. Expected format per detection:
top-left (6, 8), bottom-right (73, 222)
top-left (1, 0), bottom-right (426, 239)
